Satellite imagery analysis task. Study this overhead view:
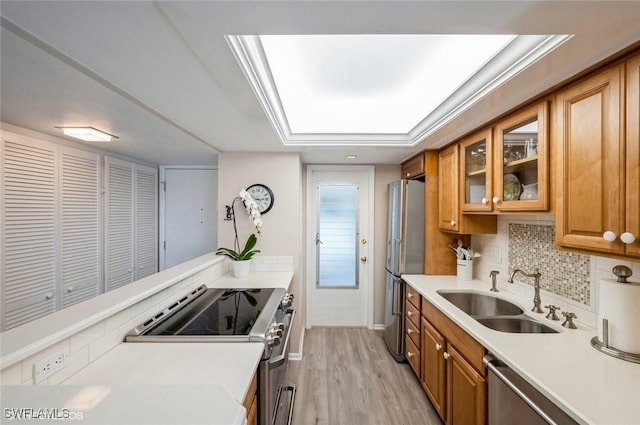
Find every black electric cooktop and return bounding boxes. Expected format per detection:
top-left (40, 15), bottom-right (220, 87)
top-left (144, 288), bottom-right (275, 337)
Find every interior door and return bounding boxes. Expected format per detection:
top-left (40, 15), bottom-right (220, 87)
top-left (306, 166), bottom-right (374, 327)
top-left (161, 168), bottom-right (217, 269)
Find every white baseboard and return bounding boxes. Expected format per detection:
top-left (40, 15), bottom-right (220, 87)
top-left (288, 326), bottom-right (305, 361)
top-left (373, 323), bottom-right (385, 331)
top-left (288, 353), bottom-right (302, 361)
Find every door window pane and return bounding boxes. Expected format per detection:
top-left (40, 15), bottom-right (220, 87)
top-left (317, 185), bottom-right (357, 288)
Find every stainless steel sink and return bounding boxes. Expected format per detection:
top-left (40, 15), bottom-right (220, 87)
top-left (476, 317), bottom-right (559, 334)
top-left (436, 291), bottom-right (524, 317)
top-left (436, 290), bottom-right (559, 334)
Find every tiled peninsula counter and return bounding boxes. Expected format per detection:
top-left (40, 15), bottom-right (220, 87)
top-left (0, 253), bottom-right (293, 425)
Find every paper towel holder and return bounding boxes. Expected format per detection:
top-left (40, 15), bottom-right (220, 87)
top-left (612, 265), bottom-right (632, 283)
top-left (591, 318), bottom-right (640, 364)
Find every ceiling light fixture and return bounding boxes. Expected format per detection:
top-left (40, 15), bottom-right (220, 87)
top-left (56, 126), bottom-right (117, 142)
top-left (345, 155), bottom-right (358, 159)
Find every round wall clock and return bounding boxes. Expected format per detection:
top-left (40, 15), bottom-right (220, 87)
top-left (246, 184), bottom-right (274, 214)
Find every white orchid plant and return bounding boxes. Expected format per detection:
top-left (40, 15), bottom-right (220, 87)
top-left (215, 189), bottom-right (262, 261)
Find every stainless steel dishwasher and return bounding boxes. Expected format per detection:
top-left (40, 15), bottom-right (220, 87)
top-left (484, 355), bottom-right (579, 425)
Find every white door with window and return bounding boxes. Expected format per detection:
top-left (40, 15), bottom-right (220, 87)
top-left (306, 166), bottom-right (374, 327)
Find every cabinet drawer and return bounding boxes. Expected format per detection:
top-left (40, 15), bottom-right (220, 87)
top-left (422, 297), bottom-right (486, 375)
top-left (406, 315), bottom-right (420, 348)
top-left (406, 299), bottom-right (420, 328)
top-left (406, 335), bottom-right (421, 377)
top-left (406, 285), bottom-right (421, 309)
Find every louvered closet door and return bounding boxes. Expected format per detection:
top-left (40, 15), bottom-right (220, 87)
top-left (104, 157), bottom-right (134, 291)
top-left (60, 147), bottom-right (101, 307)
top-left (134, 165), bottom-right (158, 280)
top-left (1, 137), bottom-right (58, 330)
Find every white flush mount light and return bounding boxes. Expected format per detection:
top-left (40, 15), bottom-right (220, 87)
top-left (345, 155), bottom-right (358, 159)
top-left (56, 126), bottom-right (117, 142)
top-left (226, 33), bottom-right (571, 147)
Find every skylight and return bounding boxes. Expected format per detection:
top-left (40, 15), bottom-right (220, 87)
top-left (260, 35), bottom-right (513, 134)
top-left (226, 34), bottom-right (571, 146)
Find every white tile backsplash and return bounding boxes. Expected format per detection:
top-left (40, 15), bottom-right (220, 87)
top-left (2, 260), bottom-right (227, 385)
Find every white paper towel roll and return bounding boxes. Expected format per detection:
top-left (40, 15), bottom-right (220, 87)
top-left (598, 279), bottom-right (640, 354)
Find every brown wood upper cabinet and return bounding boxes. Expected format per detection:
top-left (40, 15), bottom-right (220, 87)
top-left (493, 101), bottom-right (549, 211)
top-left (439, 142), bottom-right (497, 234)
top-left (460, 101), bottom-right (549, 212)
top-left (555, 54), bottom-right (640, 258)
top-left (401, 153), bottom-right (425, 180)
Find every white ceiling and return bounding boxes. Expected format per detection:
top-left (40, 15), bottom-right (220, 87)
top-left (1, 1), bottom-right (639, 166)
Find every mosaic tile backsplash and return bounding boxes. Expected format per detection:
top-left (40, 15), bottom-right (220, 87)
top-left (508, 223), bottom-right (591, 305)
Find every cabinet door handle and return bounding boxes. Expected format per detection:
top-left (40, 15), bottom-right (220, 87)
top-left (407, 292), bottom-right (414, 298)
top-left (435, 343), bottom-right (442, 351)
top-left (481, 197), bottom-right (489, 205)
top-left (621, 232), bottom-right (636, 244)
top-left (408, 328), bottom-right (416, 335)
top-left (407, 351), bottom-right (415, 358)
top-left (450, 220), bottom-right (456, 226)
top-left (492, 196), bottom-right (500, 204)
top-left (603, 231), bottom-right (618, 242)
top-left (443, 352), bottom-right (450, 360)
top-left (407, 310), bottom-right (415, 317)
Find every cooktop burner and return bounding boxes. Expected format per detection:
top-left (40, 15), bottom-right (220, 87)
top-left (144, 288), bottom-right (275, 337)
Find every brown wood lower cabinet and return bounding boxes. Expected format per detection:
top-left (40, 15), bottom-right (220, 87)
top-left (421, 317), bottom-right (446, 419)
top-left (447, 344), bottom-right (486, 425)
top-left (420, 296), bottom-right (487, 425)
top-left (243, 371), bottom-right (258, 425)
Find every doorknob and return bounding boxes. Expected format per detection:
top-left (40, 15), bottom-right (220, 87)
top-left (360, 256), bottom-right (367, 262)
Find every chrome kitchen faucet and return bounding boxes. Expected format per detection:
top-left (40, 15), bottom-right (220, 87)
top-left (508, 268), bottom-right (544, 313)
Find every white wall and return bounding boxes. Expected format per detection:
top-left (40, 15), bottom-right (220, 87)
top-left (373, 165), bottom-right (401, 325)
top-left (218, 152), bottom-right (303, 352)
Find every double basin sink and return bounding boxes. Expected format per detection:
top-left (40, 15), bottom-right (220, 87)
top-left (436, 290), bottom-right (559, 334)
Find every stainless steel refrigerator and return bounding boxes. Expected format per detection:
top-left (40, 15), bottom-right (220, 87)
top-left (384, 180), bottom-right (424, 362)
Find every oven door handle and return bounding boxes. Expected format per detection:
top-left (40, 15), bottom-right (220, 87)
top-left (269, 309), bottom-right (296, 368)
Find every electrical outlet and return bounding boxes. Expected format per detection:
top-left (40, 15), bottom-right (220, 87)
top-left (34, 349), bottom-right (67, 383)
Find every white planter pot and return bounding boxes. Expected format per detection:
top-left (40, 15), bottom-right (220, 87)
top-left (232, 260), bottom-right (251, 278)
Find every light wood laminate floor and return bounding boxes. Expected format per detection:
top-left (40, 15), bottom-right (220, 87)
top-left (289, 328), bottom-right (443, 425)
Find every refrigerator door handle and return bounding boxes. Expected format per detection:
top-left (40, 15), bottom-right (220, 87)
top-left (393, 238), bottom-right (402, 275)
top-left (391, 278), bottom-right (402, 316)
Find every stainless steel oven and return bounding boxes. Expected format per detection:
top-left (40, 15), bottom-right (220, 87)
top-left (125, 285), bottom-right (296, 425)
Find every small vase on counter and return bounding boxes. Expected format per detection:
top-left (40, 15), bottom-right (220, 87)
top-left (232, 260), bottom-right (251, 278)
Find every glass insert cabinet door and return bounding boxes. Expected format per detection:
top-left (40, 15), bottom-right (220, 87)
top-left (461, 128), bottom-right (494, 212)
top-left (494, 101), bottom-right (549, 211)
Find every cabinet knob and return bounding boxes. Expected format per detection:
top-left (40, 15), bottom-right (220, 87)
top-left (407, 310), bottom-right (415, 317)
top-left (406, 172), bottom-right (411, 177)
top-left (407, 292), bottom-right (414, 299)
top-left (408, 328), bottom-right (416, 335)
top-left (603, 231), bottom-right (618, 242)
top-left (435, 343), bottom-right (442, 351)
top-left (481, 197), bottom-right (489, 205)
top-left (621, 232), bottom-right (636, 244)
top-left (443, 352), bottom-right (450, 360)
top-left (492, 197), bottom-right (500, 204)
top-left (450, 220), bottom-right (456, 226)
top-left (67, 287), bottom-right (74, 293)
top-left (407, 351), bottom-right (415, 358)
top-left (45, 293), bottom-right (54, 300)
